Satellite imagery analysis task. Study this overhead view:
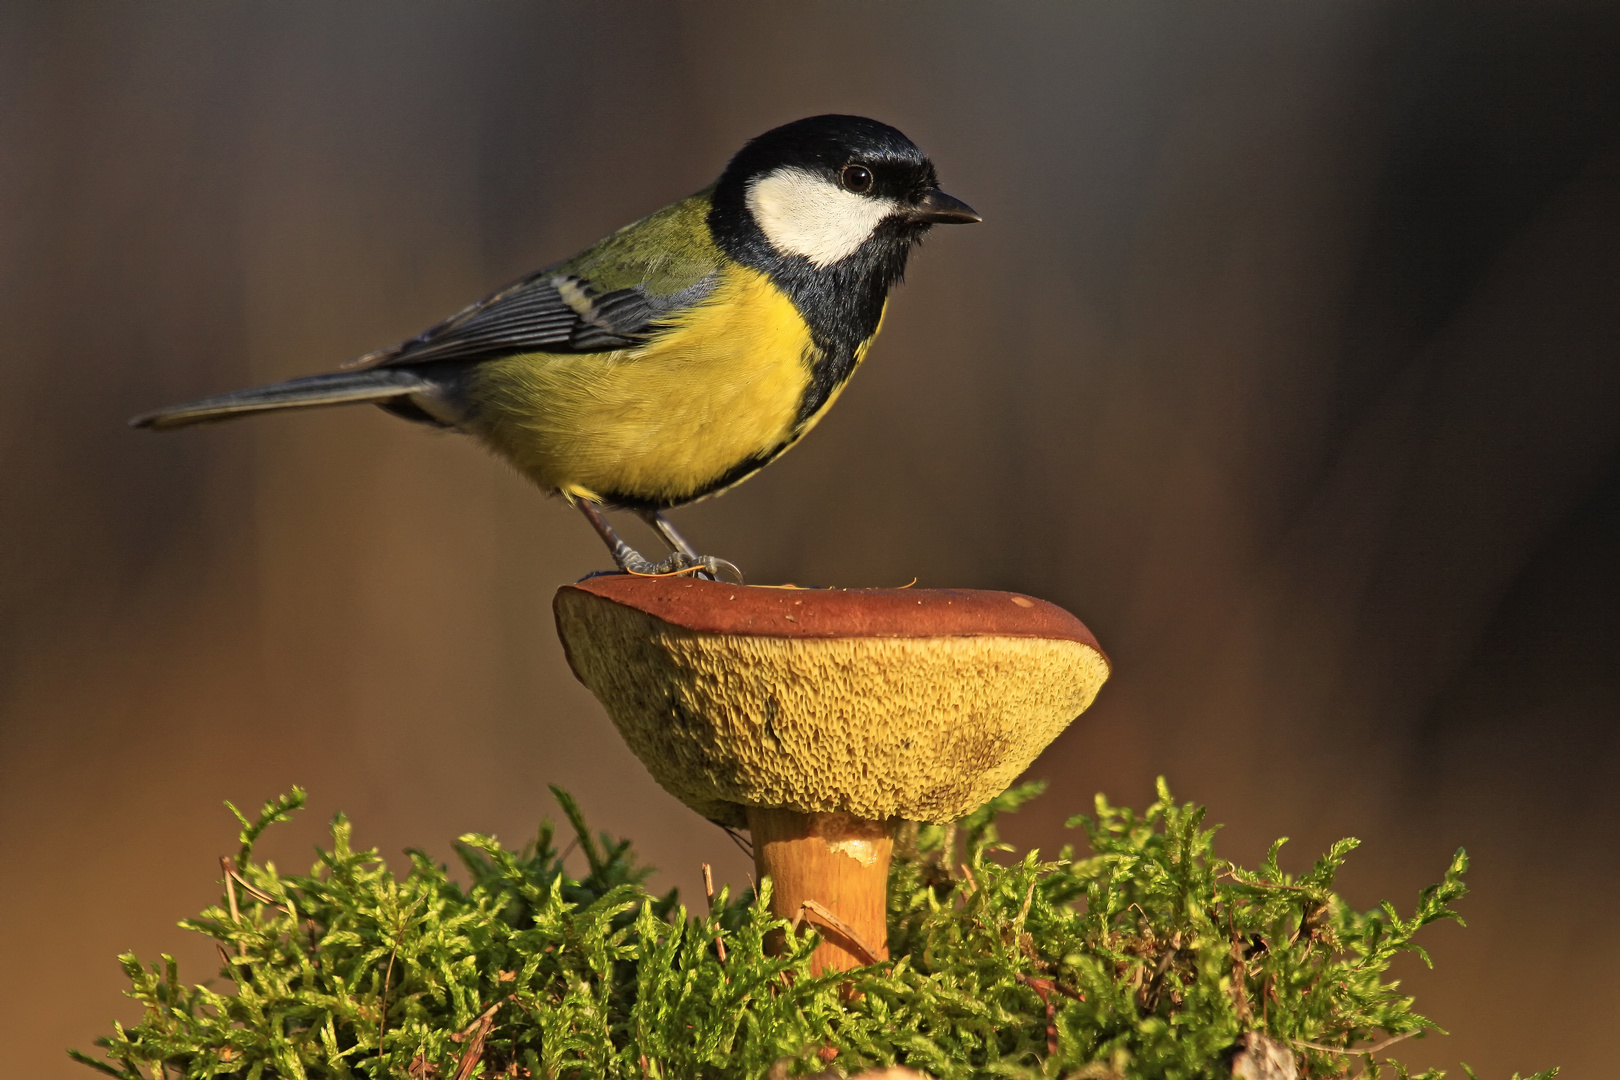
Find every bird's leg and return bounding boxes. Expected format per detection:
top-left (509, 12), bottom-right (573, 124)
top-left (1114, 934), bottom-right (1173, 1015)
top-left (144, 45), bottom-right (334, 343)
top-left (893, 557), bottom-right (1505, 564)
top-left (577, 498), bottom-right (655, 571)
top-left (641, 511), bottom-right (745, 582)
top-left (638, 509), bottom-right (698, 559)
top-left (576, 500), bottom-right (745, 583)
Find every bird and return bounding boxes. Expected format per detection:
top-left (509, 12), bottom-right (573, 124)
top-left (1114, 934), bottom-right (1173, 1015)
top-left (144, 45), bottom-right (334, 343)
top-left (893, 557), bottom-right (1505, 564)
top-left (132, 115), bottom-right (979, 581)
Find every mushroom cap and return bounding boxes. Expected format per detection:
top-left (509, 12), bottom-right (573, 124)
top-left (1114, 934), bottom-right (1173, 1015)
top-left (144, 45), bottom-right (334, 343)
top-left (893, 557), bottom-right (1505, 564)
top-left (554, 576), bottom-right (1110, 826)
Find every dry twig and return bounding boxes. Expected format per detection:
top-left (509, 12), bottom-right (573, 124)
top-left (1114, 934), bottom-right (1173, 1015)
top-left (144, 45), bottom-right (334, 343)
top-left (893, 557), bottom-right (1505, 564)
top-left (790, 899), bottom-right (881, 965)
top-left (227, 867), bottom-right (276, 905)
top-left (1015, 973), bottom-right (1059, 1056)
top-left (219, 857), bottom-right (246, 959)
top-left (701, 862), bottom-right (727, 963)
top-left (1286, 1030), bottom-right (1416, 1058)
top-left (451, 998), bottom-right (507, 1080)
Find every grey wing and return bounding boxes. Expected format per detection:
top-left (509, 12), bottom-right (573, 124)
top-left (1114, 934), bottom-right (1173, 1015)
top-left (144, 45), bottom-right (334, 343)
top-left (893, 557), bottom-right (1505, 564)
top-left (347, 272), bottom-right (701, 369)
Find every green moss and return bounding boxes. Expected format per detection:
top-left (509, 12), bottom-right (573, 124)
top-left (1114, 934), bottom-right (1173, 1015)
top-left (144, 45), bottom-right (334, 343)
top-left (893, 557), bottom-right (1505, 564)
top-left (73, 781), bottom-right (1553, 1080)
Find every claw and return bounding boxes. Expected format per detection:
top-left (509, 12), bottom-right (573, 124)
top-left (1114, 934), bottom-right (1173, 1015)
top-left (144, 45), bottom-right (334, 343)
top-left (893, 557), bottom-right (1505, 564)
top-left (697, 556), bottom-right (746, 585)
top-left (626, 551), bottom-right (746, 585)
top-left (576, 500), bottom-right (744, 583)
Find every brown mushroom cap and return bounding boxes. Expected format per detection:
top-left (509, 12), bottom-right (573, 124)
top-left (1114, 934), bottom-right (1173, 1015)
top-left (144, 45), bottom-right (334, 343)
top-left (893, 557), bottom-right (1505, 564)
top-left (554, 576), bottom-right (1110, 827)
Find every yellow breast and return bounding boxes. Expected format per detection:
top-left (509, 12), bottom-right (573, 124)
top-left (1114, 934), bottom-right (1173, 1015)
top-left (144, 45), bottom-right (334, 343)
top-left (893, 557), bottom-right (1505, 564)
top-left (465, 263), bottom-right (818, 506)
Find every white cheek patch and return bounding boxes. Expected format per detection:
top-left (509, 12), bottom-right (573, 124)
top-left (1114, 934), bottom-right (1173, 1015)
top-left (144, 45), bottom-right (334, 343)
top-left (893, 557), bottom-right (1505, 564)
top-left (745, 166), bottom-right (900, 268)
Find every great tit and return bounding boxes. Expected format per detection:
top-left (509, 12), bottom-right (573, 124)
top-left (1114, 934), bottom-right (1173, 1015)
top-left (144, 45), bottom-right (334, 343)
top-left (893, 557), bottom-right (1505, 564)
top-left (133, 115), bottom-right (979, 580)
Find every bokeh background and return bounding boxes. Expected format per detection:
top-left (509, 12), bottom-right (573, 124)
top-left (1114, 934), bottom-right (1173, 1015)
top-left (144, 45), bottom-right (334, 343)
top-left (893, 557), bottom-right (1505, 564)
top-left (3, 1), bottom-right (1618, 1075)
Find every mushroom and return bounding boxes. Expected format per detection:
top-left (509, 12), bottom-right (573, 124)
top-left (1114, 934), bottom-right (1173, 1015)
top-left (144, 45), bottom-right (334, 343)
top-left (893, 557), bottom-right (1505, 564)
top-left (554, 575), bottom-right (1109, 974)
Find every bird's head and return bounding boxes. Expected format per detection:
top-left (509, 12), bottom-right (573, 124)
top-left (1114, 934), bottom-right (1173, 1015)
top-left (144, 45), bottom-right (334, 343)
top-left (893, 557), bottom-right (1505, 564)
top-left (710, 115), bottom-right (979, 273)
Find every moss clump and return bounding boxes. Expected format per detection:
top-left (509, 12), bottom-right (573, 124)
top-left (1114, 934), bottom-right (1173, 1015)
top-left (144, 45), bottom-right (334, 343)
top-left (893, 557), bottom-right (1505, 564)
top-left (73, 781), bottom-right (1552, 1080)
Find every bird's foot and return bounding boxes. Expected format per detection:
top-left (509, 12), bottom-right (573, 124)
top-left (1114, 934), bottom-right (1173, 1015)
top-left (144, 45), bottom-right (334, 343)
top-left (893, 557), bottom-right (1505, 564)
top-left (620, 549), bottom-right (746, 585)
top-left (575, 498), bottom-right (744, 583)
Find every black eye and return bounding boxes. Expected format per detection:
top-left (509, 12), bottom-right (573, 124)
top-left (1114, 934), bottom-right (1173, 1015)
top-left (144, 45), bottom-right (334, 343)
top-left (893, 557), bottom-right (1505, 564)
top-left (840, 164), bottom-right (874, 193)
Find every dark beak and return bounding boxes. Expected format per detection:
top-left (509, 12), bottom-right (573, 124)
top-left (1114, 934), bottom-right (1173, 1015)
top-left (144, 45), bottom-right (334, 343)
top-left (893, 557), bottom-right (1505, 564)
top-left (906, 188), bottom-right (981, 224)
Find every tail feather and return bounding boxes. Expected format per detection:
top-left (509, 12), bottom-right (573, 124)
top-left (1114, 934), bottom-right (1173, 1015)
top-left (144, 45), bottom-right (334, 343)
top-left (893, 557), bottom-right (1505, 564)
top-left (130, 369), bottom-right (435, 430)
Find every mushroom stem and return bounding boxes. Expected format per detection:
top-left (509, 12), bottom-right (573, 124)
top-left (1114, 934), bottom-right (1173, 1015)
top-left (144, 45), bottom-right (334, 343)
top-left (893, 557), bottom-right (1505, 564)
top-left (747, 807), bottom-right (894, 975)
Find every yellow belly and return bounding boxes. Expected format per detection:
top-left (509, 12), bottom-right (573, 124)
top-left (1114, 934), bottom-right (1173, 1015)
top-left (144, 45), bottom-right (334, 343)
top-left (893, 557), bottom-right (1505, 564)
top-left (464, 263), bottom-right (821, 506)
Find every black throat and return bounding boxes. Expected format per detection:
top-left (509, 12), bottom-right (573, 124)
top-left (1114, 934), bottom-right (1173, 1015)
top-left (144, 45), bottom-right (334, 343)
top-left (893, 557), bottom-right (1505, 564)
top-left (707, 190), bottom-right (926, 426)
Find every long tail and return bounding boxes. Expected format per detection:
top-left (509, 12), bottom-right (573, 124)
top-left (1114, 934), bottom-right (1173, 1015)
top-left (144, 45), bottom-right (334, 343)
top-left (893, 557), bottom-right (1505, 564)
top-left (130, 369), bottom-right (437, 431)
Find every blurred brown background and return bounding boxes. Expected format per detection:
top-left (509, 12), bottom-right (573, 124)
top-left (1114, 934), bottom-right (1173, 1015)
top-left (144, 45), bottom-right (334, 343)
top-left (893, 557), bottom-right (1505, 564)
top-left (2, 1), bottom-right (1617, 1075)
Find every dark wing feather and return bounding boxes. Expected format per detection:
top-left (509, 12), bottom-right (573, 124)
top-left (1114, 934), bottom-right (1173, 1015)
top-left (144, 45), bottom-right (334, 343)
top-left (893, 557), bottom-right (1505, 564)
top-left (347, 190), bottom-right (724, 370)
top-left (347, 273), bottom-right (668, 369)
